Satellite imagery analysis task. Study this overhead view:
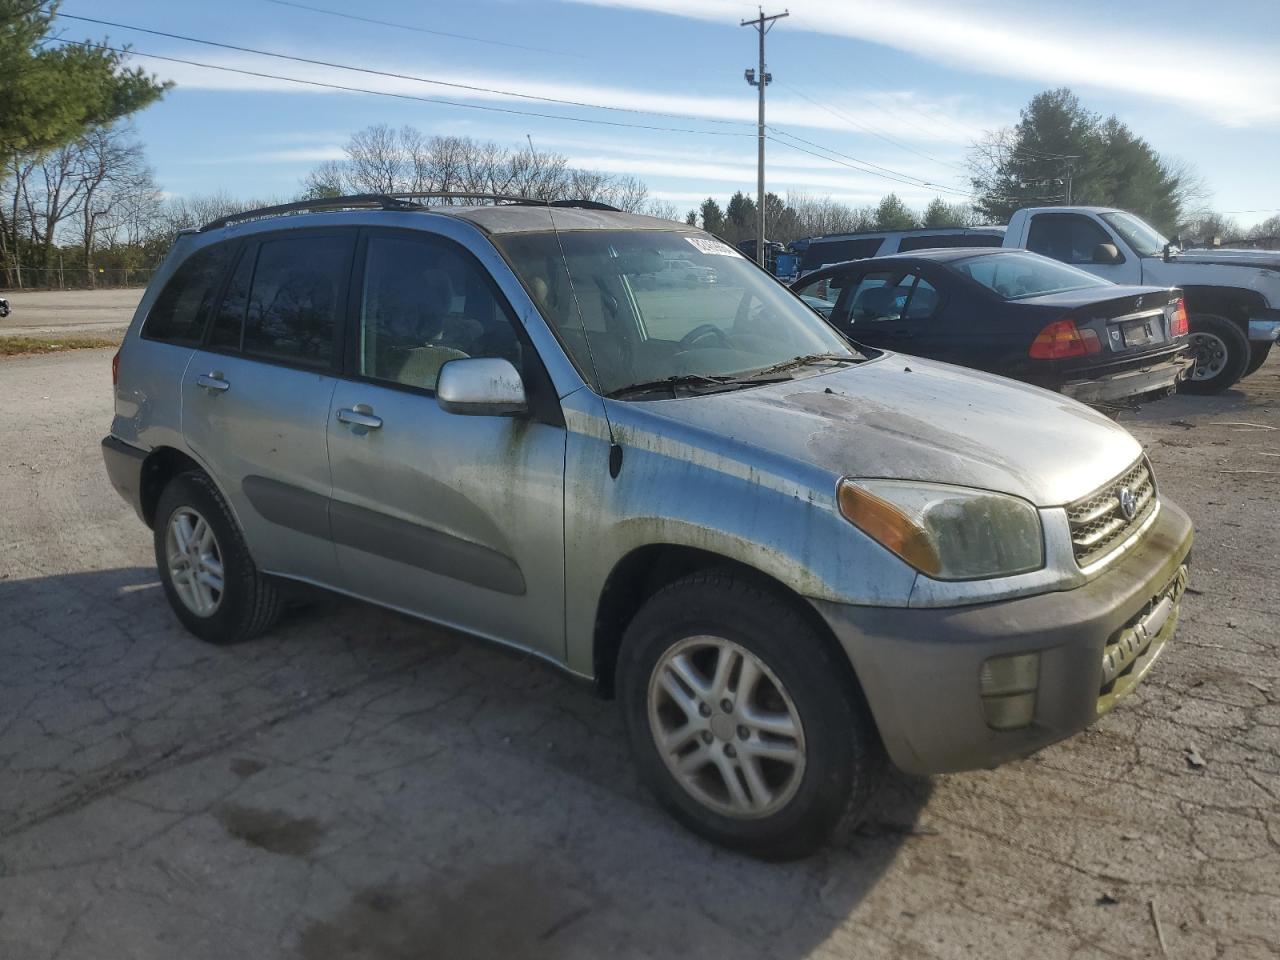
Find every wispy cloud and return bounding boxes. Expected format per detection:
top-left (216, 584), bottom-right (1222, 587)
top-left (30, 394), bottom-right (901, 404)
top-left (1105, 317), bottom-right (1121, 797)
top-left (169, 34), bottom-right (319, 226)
top-left (564, 0), bottom-right (1280, 126)
top-left (133, 50), bottom-right (999, 142)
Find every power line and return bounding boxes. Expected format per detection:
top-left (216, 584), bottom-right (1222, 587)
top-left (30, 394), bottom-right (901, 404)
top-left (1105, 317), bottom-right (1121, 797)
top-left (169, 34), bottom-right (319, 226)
top-left (767, 126), bottom-right (975, 196)
top-left (777, 80), bottom-right (971, 177)
top-left (55, 13), bottom-right (750, 128)
top-left (767, 130), bottom-right (1065, 204)
top-left (46, 38), bottom-right (756, 138)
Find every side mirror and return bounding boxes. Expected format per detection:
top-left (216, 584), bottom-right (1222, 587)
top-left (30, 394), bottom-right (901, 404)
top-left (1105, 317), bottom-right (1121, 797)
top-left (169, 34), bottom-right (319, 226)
top-left (1092, 242), bottom-right (1122, 265)
top-left (436, 357), bottom-right (528, 417)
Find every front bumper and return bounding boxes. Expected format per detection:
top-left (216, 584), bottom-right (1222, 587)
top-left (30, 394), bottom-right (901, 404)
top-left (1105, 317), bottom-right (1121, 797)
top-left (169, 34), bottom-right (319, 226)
top-left (102, 435), bottom-right (147, 522)
top-left (1247, 309), bottom-right (1280, 342)
top-left (812, 498), bottom-right (1193, 775)
top-left (1059, 353), bottom-right (1193, 405)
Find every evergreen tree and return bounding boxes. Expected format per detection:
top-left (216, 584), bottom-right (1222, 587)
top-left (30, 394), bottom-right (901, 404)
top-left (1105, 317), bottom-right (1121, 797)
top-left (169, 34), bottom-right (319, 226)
top-left (700, 197), bottom-right (724, 235)
top-left (969, 88), bottom-right (1188, 233)
top-left (875, 193), bottom-right (917, 230)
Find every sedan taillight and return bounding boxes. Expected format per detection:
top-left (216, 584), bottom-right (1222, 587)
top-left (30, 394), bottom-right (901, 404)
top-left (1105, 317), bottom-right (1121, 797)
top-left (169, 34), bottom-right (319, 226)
top-left (112, 349), bottom-right (121, 386)
top-left (1029, 318), bottom-right (1102, 360)
top-left (1169, 298), bottom-right (1189, 337)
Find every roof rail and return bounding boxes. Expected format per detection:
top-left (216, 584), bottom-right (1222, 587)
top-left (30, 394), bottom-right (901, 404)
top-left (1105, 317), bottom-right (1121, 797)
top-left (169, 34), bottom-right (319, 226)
top-left (199, 192), bottom-right (620, 231)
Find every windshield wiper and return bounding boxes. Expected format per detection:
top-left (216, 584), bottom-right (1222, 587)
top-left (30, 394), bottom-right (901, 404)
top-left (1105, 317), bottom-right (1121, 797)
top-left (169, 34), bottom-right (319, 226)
top-left (740, 353), bottom-right (861, 380)
top-left (606, 373), bottom-right (739, 400)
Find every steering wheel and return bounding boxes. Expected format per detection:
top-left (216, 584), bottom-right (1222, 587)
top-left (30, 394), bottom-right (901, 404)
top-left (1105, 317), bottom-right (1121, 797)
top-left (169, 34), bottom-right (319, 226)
top-left (679, 323), bottom-right (733, 349)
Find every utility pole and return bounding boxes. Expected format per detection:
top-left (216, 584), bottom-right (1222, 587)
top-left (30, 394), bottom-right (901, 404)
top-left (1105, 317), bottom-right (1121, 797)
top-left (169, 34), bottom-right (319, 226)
top-left (742, 6), bottom-right (787, 266)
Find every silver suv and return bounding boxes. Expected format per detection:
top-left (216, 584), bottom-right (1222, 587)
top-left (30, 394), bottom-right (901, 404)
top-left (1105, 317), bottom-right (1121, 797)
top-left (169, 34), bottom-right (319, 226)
top-left (103, 195), bottom-right (1192, 858)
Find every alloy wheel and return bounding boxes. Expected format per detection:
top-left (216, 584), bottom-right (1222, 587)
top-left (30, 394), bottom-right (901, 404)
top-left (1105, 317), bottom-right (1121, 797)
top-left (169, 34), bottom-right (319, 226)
top-left (164, 507), bottom-right (225, 617)
top-left (647, 635), bottom-right (806, 819)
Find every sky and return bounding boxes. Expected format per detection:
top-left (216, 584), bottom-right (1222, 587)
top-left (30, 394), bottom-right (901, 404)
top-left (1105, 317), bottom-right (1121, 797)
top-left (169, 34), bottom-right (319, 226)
top-left (52, 0), bottom-right (1280, 228)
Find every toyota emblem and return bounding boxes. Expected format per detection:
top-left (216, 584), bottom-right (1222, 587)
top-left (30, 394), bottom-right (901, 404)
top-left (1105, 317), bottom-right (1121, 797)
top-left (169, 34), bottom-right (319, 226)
top-left (1117, 487), bottom-right (1138, 520)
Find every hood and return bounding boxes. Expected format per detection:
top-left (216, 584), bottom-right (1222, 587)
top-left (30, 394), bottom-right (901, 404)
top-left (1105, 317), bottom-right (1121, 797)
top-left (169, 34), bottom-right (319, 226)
top-left (1170, 248), bottom-right (1280, 270)
top-left (619, 355), bottom-right (1142, 507)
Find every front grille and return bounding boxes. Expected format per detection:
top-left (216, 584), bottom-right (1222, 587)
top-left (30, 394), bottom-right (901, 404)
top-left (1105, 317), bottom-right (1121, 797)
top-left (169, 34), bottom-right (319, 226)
top-left (1066, 458), bottom-right (1157, 568)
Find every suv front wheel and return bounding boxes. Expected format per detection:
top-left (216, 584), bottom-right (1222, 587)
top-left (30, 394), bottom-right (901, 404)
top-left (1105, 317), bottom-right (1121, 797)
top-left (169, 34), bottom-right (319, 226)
top-left (617, 571), bottom-right (882, 859)
top-left (154, 471), bottom-right (281, 644)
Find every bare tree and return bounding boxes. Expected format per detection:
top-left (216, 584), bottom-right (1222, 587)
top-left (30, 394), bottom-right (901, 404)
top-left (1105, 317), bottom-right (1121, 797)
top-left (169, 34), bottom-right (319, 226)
top-left (77, 125), bottom-right (152, 285)
top-left (301, 127), bottom-right (656, 210)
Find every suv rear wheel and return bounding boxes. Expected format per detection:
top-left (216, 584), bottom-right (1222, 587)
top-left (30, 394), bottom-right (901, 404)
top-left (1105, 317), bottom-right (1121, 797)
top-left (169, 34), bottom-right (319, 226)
top-left (1181, 313), bottom-right (1249, 394)
top-left (617, 571), bottom-right (881, 859)
top-left (154, 471), bottom-right (280, 644)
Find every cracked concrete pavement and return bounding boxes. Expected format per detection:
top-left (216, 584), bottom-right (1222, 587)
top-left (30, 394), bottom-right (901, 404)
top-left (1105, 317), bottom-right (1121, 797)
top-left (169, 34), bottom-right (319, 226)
top-left (0, 345), bottom-right (1277, 960)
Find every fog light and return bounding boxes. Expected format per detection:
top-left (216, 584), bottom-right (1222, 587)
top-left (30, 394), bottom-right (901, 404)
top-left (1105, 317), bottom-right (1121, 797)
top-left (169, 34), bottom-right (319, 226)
top-left (980, 653), bottom-right (1040, 730)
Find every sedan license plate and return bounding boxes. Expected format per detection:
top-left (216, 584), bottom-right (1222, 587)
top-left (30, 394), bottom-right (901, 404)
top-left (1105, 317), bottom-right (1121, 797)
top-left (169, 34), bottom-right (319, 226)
top-left (1122, 320), bottom-right (1156, 347)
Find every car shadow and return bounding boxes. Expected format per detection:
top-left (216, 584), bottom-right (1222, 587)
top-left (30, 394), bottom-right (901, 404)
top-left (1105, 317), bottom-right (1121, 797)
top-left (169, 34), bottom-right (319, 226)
top-left (1, 565), bottom-right (932, 959)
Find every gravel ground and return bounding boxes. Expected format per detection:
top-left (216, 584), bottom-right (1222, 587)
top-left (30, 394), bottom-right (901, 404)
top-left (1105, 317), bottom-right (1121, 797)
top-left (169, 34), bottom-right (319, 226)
top-left (0, 347), bottom-right (1276, 960)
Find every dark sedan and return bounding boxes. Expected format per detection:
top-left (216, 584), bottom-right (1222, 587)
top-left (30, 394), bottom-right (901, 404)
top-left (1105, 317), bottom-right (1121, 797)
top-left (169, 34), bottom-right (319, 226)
top-left (792, 248), bottom-right (1193, 408)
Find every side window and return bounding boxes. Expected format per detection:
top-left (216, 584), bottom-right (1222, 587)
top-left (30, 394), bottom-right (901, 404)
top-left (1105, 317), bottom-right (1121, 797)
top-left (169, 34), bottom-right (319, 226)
top-left (242, 235), bottom-right (350, 368)
top-left (207, 247), bottom-right (253, 350)
top-left (358, 234), bottom-right (523, 391)
top-left (142, 244), bottom-right (233, 345)
top-left (845, 270), bottom-right (913, 322)
top-left (903, 276), bottom-right (941, 319)
top-left (1026, 214), bottom-right (1111, 265)
top-left (792, 273), bottom-right (849, 319)
top-left (899, 234), bottom-right (960, 252)
top-left (800, 237), bottom-right (884, 272)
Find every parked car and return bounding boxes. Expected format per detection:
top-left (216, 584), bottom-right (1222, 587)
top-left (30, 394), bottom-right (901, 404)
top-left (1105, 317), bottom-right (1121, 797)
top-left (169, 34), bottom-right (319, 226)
top-left (0, 297), bottom-right (9, 318)
top-left (795, 226), bottom-right (1005, 276)
top-left (792, 248), bottom-right (1193, 409)
top-left (1001, 206), bottom-right (1280, 392)
top-left (661, 256), bottom-right (717, 285)
top-left (103, 195), bottom-right (1192, 859)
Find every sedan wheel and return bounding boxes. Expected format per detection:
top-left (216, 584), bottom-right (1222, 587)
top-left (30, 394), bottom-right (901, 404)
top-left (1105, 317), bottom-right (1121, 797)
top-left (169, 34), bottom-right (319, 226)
top-left (648, 635), bottom-right (806, 819)
top-left (165, 507), bottom-right (225, 616)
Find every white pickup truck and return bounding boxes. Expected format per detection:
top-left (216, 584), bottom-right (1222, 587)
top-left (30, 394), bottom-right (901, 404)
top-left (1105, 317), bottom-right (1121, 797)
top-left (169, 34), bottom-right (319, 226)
top-left (1003, 207), bottom-right (1280, 393)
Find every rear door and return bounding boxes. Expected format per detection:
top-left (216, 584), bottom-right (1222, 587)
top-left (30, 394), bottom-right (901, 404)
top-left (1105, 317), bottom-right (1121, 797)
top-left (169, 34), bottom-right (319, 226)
top-left (325, 229), bottom-right (568, 659)
top-left (824, 267), bottom-right (940, 353)
top-left (181, 229), bottom-right (355, 586)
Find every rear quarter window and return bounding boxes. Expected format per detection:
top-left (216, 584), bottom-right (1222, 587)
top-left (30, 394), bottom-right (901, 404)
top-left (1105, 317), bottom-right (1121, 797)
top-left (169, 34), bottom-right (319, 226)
top-left (141, 244), bottom-right (234, 345)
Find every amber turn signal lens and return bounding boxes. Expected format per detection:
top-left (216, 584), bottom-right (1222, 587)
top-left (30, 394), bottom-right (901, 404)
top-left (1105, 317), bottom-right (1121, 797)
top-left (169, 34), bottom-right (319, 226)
top-left (837, 481), bottom-right (943, 576)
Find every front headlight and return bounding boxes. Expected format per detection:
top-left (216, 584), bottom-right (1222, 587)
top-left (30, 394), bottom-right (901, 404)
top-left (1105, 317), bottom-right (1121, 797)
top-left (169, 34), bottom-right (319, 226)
top-left (837, 479), bottom-right (1044, 580)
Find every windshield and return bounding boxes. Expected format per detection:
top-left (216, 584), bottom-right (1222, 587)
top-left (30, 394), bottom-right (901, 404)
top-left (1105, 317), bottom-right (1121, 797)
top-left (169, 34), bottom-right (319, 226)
top-left (952, 251), bottom-right (1108, 300)
top-left (496, 229), bottom-right (858, 397)
top-left (1100, 211), bottom-right (1170, 257)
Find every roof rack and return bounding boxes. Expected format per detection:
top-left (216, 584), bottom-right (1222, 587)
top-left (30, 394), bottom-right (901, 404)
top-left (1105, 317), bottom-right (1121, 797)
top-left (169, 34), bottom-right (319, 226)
top-left (199, 192), bottom-right (620, 232)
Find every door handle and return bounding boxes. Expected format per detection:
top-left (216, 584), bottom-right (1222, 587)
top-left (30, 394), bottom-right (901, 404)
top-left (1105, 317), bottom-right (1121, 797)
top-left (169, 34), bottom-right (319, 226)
top-left (336, 406), bottom-right (383, 429)
top-left (196, 373), bottom-right (230, 393)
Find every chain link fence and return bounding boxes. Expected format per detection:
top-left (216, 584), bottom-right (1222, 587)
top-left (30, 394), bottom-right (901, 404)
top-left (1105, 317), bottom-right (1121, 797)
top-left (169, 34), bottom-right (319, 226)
top-left (2, 262), bottom-right (160, 291)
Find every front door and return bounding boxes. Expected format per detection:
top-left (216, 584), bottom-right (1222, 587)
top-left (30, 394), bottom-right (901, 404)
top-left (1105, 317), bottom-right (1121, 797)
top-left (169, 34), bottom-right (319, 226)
top-left (326, 229), bottom-right (568, 658)
top-left (1024, 212), bottom-right (1140, 284)
top-left (182, 230), bottom-right (355, 586)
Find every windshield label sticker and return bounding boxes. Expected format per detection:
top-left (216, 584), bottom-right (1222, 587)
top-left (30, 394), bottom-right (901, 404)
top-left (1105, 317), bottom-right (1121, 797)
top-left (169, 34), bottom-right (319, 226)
top-left (685, 236), bottom-right (739, 257)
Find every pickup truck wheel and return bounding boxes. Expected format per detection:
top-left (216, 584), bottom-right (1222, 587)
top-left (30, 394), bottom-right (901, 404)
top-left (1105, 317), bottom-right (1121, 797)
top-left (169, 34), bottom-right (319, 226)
top-left (1243, 340), bottom-right (1272, 378)
top-left (1181, 314), bottom-right (1249, 394)
top-left (154, 471), bottom-right (281, 645)
top-left (617, 571), bottom-right (882, 860)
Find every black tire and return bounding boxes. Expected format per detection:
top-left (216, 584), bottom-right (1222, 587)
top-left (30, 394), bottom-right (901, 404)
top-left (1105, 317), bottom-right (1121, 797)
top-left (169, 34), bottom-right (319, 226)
top-left (153, 471), bottom-right (281, 644)
top-left (1243, 340), bottom-right (1272, 378)
top-left (1180, 313), bottom-right (1250, 394)
top-left (617, 570), bottom-right (883, 860)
